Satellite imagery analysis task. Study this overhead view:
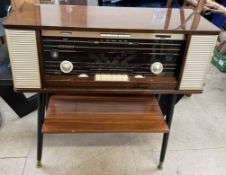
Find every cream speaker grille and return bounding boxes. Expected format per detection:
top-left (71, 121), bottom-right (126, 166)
top-left (6, 29), bottom-right (41, 89)
top-left (179, 35), bottom-right (217, 90)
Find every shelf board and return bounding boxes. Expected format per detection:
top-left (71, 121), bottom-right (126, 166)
top-left (42, 95), bottom-right (169, 133)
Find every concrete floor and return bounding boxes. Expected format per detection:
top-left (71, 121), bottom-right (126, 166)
top-left (0, 65), bottom-right (226, 175)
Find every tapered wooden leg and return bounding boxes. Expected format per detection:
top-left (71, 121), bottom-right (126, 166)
top-left (158, 94), bottom-right (177, 169)
top-left (37, 93), bottom-right (46, 167)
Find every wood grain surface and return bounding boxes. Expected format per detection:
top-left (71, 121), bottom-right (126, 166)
top-left (42, 95), bottom-right (169, 133)
top-left (4, 3), bottom-right (220, 34)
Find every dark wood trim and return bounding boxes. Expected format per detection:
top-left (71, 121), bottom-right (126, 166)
top-left (44, 76), bottom-right (178, 90)
top-left (36, 30), bottom-right (45, 88)
top-left (14, 88), bottom-right (203, 95)
top-left (3, 26), bottom-right (220, 35)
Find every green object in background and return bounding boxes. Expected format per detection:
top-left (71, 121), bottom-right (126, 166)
top-left (212, 50), bottom-right (226, 72)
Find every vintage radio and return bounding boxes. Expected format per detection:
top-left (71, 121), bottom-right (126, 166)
top-left (3, 3), bottom-right (221, 169)
top-left (3, 4), bottom-right (220, 94)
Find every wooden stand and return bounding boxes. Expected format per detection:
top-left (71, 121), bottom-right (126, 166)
top-left (37, 93), bottom-right (177, 169)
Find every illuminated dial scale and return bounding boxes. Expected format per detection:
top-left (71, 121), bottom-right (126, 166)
top-left (56, 34), bottom-right (163, 82)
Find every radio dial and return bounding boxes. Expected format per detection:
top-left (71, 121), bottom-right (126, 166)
top-left (150, 62), bottom-right (163, 75)
top-left (60, 60), bottom-right (73, 74)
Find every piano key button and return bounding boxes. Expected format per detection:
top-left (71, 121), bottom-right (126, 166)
top-left (95, 74), bottom-right (101, 81)
top-left (135, 75), bottom-right (144, 79)
top-left (78, 74), bottom-right (89, 78)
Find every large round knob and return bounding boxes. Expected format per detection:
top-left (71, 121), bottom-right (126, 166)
top-left (60, 60), bottom-right (73, 74)
top-left (150, 62), bottom-right (163, 75)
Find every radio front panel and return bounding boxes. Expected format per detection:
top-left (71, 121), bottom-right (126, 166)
top-left (41, 31), bottom-right (186, 88)
top-left (42, 36), bottom-right (185, 76)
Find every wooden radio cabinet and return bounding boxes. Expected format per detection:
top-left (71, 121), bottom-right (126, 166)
top-left (3, 3), bottom-right (220, 169)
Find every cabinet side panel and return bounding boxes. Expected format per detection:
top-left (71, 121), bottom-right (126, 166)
top-left (179, 35), bottom-right (217, 90)
top-left (6, 29), bottom-right (41, 89)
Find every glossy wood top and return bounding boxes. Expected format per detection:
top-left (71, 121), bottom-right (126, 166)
top-left (4, 3), bottom-right (220, 34)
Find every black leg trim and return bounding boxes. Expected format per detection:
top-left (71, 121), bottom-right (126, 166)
top-left (37, 93), bottom-right (46, 167)
top-left (158, 94), bottom-right (177, 169)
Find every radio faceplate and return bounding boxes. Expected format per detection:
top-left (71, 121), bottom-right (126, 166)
top-left (41, 32), bottom-right (186, 84)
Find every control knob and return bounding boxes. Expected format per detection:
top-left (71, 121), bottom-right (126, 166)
top-left (50, 50), bottom-right (59, 58)
top-left (150, 62), bottom-right (163, 75)
top-left (60, 60), bottom-right (73, 74)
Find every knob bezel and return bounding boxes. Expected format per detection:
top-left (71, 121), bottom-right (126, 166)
top-left (60, 60), bottom-right (73, 74)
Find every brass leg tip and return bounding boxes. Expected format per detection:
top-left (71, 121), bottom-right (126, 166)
top-left (158, 162), bottom-right (163, 170)
top-left (36, 161), bottom-right (42, 168)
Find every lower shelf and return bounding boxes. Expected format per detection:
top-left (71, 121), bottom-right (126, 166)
top-left (42, 95), bottom-right (169, 133)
